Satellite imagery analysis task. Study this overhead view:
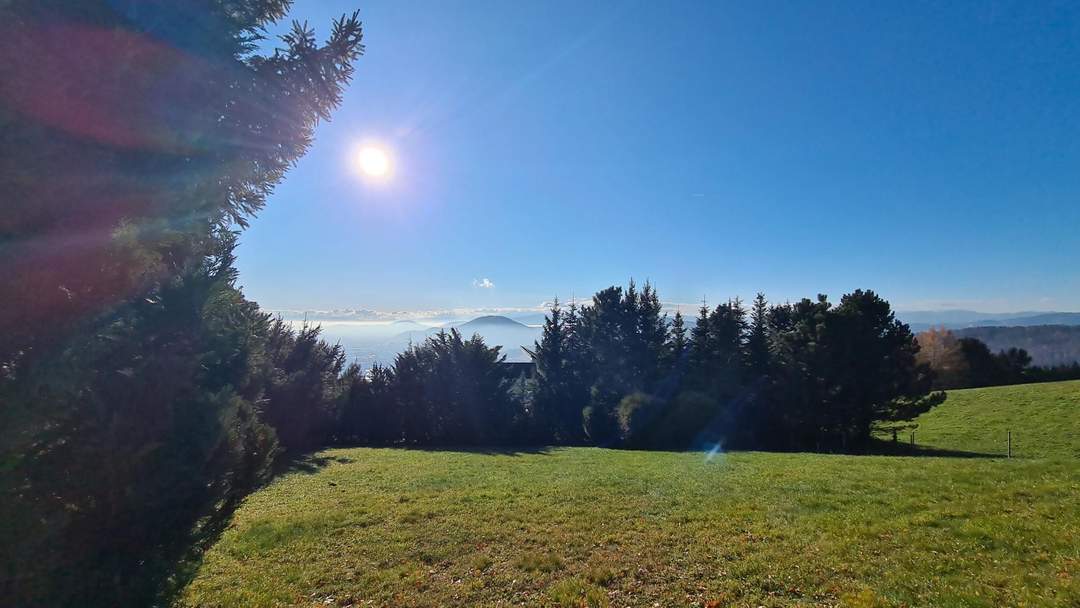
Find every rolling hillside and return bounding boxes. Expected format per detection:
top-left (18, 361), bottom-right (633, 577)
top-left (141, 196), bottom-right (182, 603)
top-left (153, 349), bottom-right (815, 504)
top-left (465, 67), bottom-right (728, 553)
top-left (910, 380), bottom-right (1080, 458)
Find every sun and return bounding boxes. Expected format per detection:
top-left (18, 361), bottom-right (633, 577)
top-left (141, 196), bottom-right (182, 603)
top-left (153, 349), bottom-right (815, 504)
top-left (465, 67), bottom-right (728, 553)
top-left (355, 145), bottom-right (392, 178)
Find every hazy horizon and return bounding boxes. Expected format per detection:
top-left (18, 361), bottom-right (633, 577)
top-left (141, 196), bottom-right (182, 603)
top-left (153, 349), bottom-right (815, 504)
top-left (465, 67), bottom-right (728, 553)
top-left (266, 302), bottom-right (1080, 323)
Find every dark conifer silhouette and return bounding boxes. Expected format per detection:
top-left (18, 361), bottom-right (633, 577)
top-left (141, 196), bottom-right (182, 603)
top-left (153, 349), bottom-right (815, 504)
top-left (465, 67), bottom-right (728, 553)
top-left (747, 293), bottom-right (770, 377)
top-left (1, 3), bottom-right (364, 605)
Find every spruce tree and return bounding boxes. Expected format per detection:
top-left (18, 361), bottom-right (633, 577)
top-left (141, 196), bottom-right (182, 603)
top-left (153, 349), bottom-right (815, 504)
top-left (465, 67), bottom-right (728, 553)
top-left (559, 299), bottom-right (591, 443)
top-left (531, 299), bottom-right (566, 441)
top-left (578, 286), bottom-right (631, 443)
top-left (621, 279), bottom-right (645, 379)
top-left (689, 301), bottom-right (712, 379)
top-left (747, 293), bottom-right (771, 377)
top-left (665, 309), bottom-right (688, 370)
top-left (637, 281), bottom-right (668, 385)
top-left (707, 298), bottom-right (747, 369)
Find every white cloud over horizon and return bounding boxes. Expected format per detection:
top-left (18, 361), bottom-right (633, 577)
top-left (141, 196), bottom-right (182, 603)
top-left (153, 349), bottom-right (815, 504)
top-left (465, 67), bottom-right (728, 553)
top-left (473, 277), bottom-right (494, 289)
top-left (269, 304), bottom-right (550, 324)
top-left (265, 297), bottom-right (1076, 327)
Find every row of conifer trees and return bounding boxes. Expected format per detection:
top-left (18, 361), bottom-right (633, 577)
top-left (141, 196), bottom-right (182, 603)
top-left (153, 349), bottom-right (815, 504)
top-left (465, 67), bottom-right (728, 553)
top-left (331, 282), bottom-right (943, 453)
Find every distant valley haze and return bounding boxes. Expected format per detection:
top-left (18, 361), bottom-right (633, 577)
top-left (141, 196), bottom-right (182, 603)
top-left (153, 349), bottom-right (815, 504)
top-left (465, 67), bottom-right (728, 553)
top-left (278, 310), bottom-right (547, 365)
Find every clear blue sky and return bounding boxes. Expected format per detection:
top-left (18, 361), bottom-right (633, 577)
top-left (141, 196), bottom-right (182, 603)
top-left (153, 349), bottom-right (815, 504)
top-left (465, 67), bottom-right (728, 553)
top-left (237, 1), bottom-right (1080, 314)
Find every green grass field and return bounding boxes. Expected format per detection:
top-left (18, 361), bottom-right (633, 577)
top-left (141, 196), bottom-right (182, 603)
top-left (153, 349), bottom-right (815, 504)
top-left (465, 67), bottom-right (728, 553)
top-left (909, 380), bottom-right (1080, 459)
top-left (178, 382), bottom-right (1080, 608)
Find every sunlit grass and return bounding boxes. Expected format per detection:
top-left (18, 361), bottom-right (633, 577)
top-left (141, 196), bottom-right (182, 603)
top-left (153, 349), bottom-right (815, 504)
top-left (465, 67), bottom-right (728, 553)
top-left (179, 445), bottom-right (1078, 607)
top-left (911, 379), bottom-right (1080, 458)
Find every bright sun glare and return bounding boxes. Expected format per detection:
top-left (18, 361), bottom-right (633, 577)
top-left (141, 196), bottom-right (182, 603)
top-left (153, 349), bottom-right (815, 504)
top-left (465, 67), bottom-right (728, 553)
top-left (355, 145), bottom-right (392, 179)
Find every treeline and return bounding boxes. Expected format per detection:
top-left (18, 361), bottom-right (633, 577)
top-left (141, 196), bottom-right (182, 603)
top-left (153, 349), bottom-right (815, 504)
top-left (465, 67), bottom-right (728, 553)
top-left (332, 284), bottom-right (944, 453)
top-left (533, 286), bottom-right (942, 451)
top-left (916, 328), bottom-right (1080, 390)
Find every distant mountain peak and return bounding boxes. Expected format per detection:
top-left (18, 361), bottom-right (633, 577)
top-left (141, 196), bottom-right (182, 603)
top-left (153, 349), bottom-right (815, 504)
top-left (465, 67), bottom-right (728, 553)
top-left (458, 315), bottom-right (530, 329)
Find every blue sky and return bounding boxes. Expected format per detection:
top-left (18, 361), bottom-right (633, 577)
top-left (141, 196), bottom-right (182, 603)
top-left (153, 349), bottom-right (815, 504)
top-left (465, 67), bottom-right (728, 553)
top-left (237, 1), bottom-right (1080, 314)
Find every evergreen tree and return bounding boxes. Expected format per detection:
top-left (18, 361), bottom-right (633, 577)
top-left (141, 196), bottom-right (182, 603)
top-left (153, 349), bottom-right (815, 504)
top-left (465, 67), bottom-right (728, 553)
top-left (764, 291), bottom-right (942, 450)
top-left (391, 340), bottom-right (437, 443)
top-left (767, 295), bottom-right (833, 448)
top-left (637, 281), bottom-right (669, 385)
top-left (621, 279), bottom-right (646, 380)
top-left (0, 2), bottom-right (364, 374)
top-left (746, 293), bottom-right (771, 377)
top-left (530, 299), bottom-right (566, 440)
top-left (529, 298), bottom-right (592, 443)
top-left (996, 347), bottom-right (1032, 385)
top-left (1, 235), bottom-right (281, 605)
top-left (665, 309), bottom-right (689, 371)
top-left (0, 3), bottom-right (364, 604)
top-left (338, 363), bottom-right (376, 444)
top-left (578, 286), bottom-right (632, 443)
top-left (261, 321), bottom-right (348, 451)
top-left (688, 301), bottom-right (712, 378)
top-left (707, 298), bottom-right (747, 371)
top-left (819, 290), bottom-right (940, 448)
top-left (391, 330), bottom-right (515, 445)
top-left (559, 299), bottom-right (592, 443)
top-left (365, 364), bottom-right (400, 442)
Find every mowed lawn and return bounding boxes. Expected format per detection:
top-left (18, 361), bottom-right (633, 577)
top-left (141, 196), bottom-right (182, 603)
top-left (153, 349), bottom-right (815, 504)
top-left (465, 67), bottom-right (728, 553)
top-left (910, 380), bottom-right (1080, 459)
top-left (179, 381), bottom-right (1080, 608)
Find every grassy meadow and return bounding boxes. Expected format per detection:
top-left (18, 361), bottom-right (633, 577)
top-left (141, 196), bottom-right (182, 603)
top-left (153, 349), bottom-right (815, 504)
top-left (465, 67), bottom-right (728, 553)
top-left (178, 382), bottom-right (1080, 608)
top-left (909, 380), bottom-right (1080, 459)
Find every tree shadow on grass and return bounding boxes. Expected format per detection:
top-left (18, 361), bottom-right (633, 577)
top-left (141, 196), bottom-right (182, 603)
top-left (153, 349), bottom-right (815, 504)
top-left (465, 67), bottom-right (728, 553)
top-left (155, 498), bottom-right (243, 607)
top-left (280, 452), bottom-right (356, 475)
top-left (414, 444), bottom-right (554, 456)
top-left (266, 445), bottom-right (556, 481)
top-left (859, 438), bottom-right (1001, 459)
top-left (614, 442), bottom-right (1002, 459)
top-left (326, 443), bottom-right (555, 457)
top-left (157, 449), bottom-right (355, 605)
top-left (312, 441), bottom-right (1003, 460)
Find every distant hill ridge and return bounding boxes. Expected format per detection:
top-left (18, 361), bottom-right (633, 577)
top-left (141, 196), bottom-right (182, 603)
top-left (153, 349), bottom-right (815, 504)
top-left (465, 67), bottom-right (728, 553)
top-left (979, 312), bottom-right (1080, 327)
top-left (954, 325), bottom-right (1080, 367)
top-left (900, 310), bottom-right (1080, 332)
